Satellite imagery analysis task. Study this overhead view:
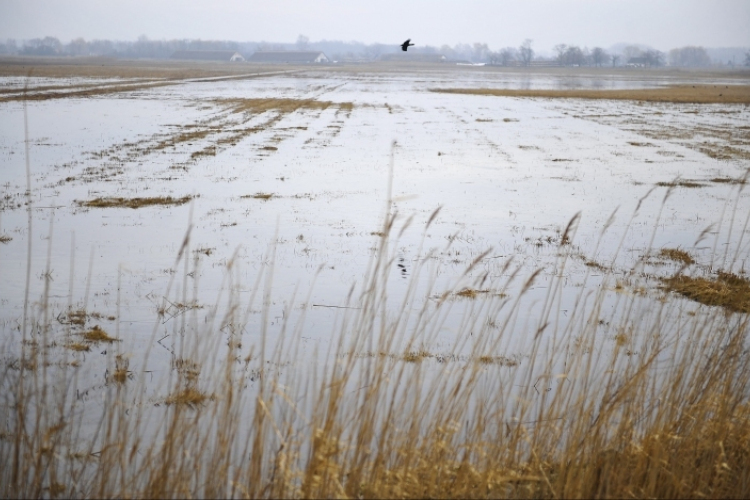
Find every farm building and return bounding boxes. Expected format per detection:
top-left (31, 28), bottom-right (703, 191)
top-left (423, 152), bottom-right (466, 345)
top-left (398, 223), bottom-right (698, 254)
top-left (247, 51), bottom-right (330, 63)
top-left (171, 50), bottom-right (245, 62)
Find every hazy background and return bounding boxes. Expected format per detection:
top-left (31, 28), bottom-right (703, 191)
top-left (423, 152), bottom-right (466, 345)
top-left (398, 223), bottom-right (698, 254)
top-left (1, 0), bottom-right (748, 54)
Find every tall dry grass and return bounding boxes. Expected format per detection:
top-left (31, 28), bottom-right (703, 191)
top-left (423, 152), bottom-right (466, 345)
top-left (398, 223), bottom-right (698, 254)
top-left (2, 139), bottom-right (750, 498)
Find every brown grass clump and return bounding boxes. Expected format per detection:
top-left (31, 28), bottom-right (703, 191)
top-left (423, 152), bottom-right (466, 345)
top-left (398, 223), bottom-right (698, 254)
top-left (110, 355), bottom-right (130, 384)
top-left (477, 355), bottom-right (518, 366)
top-left (0, 234), bottom-right (11, 244)
top-left (172, 358), bottom-right (201, 381)
top-left (65, 342), bottom-right (90, 352)
top-left (430, 84), bottom-right (750, 104)
top-left (663, 271), bottom-right (750, 313)
top-left (77, 195), bottom-right (193, 209)
top-left (58, 308), bottom-right (87, 325)
top-left (164, 387), bottom-right (211, 407)
top-left (711, 176), bottom-right (747, 185)
top-left (455, 288), bottom-right (490, 299)
top-left (215, 97), bottom-right (351, 115)
top-left (82, 325), bottom-right (118, 343)
top-left (656, 180), bottom-right (705, 188)
top-left (242, 192), bottom-right (274, 200)
top-left (658, 247), bottom-right (695, 265)
top-left (401, 350), bottom-right (432, 363)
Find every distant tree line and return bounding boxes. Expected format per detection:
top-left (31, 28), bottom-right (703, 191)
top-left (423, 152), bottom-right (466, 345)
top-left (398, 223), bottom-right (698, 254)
top-left (0, 36), bottom-right (252, 59)
top-left (0, 35), bottom-right (746, 68)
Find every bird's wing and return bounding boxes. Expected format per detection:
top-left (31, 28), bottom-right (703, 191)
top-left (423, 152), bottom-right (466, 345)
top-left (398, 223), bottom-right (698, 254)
top-left (403, 39), bottom-right (411, 45)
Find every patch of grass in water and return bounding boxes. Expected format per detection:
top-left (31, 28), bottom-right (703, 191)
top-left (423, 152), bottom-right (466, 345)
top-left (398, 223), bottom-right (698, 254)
top-left (78, 195), bottom-right (193, 209)
top-left (241, 192), bottom-right (274, 200)
top-left (164, 387), bottom-right (212, 407)
top-left (663, 271), bottom-right (750, 313)
top-left (476, 355), bottom-right (518, 366)
top-left (0, 234), bottom-right (11, 244)
top-left (401, 351), bottom-right (432, 363)
top-left (65, 342), bottom-right (90, 352)
top-left (215, 97), bottom-right (353, 115)
top-left (58, 308), bottom-right (87, 326)
top-left (658, 248), bottom-right (695, 265)
top-left (656, 180), bottom-right (705, 188)
top-left (455, 288), bottom-right (490, 299)
top-left (711, 177), bottom-right (747, 185)
top-left (82, 325), bottom-right (119, 343)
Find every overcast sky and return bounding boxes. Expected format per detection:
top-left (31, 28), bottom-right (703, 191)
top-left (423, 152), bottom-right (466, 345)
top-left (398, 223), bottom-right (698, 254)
top-left (1, 0), bottom-right (748, 52)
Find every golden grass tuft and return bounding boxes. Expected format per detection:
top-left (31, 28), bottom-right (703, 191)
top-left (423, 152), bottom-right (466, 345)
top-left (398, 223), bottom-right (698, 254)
top-left (663, 271), bottom-right (750, 313)
top-left (82, 325), bottom-right (119, 343)
top-left (77, 195), bottom-right (193, 209)
top-left (656, 180), bottom-right (705, 188)
top-left (658, 247), bottom-right (695, 265)
top-left (215, 97), bottom-right (353, 115)
top-left (401, 350), bottom-right (432, 363)
top-left (59, 308), bottom-right (87, 326)
top-left (477, 355), bottom-right (519, 366)
top-left (711, 176), bottom-right (747, 185)
top-left (164, 387), bottom-right (211, 407)
top-left (242, 192), bottom-right (274, 200)
top-left (455, 288), bottom-right (490, 299)
top-left (65, 342), bottom-right (90, 352)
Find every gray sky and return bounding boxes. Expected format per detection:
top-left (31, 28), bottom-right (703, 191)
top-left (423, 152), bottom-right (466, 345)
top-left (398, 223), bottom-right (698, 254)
top-left (1, 0), bottom-right (748, 52)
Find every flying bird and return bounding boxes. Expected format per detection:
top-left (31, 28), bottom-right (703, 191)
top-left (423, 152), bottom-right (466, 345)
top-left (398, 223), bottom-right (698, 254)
top-left (401, 39), bottom-right (415, 52)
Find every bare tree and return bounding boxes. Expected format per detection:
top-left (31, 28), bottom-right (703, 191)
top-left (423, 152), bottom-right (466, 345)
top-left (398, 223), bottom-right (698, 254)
top-left (453, 43), bottom-right (473, 61)
top-left (472, 42), bottom-right (490, 63)
top-left (363, 43), bottom-right (385, 61)
top-left (554, 44), bottom-right (567, 65)
top-left (296, 35), bottom-right (310, 50)
top-left (564, 45), bottom-right (585, 66)
top-left (0, 39), bottom-right (18, 55)
top-left (611, 54), bottom-right (620, 67)
top-left (668, 46), bottom-right (711, 67)
top-left (591, 47), bottom-right (609, 67)
top-left (623, 45), bottom-right (642, 62)
top-left (554, 44), bottom-right (585, 66)
top-left (499, 47), bottom-right (517, 66)
top-left (643, 49), bottom-right (664, 67)
top-left (67, 37), bottom-right (88, 56)
top-left (22, 36), bottom-right (62, 56)
top-left (519, 39), bottom-right (534, 66)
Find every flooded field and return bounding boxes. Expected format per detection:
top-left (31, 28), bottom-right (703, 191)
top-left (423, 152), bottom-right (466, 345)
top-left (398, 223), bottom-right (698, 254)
top-left (1, 62), bottom-right (750, 497)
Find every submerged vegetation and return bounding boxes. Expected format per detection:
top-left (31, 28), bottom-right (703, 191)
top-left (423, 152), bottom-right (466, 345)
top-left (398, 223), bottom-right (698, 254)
top-left (77, 195), bottom-right (194, 209)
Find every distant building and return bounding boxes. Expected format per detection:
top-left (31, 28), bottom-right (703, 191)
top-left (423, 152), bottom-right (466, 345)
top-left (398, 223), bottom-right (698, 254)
top-left (379, 53), bottom-right (446, 63)
top-left (247, 51), bottom-right (329, 63)
top-left (171, 50), bottom-right (245, 62)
